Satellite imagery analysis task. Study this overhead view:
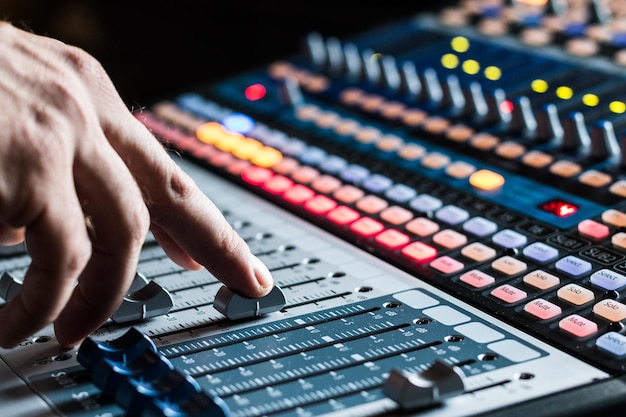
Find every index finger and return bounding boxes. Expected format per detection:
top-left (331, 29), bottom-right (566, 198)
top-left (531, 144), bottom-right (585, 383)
top-left (103, 110), bottom-right (273, 298)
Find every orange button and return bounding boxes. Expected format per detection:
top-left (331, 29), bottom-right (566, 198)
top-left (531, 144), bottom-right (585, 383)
top-left (375, 229), bottom-right (410, 249)
top-left (327, 206), bottom-right (360, 225)
top-left (350, 217), bottom-right (385, 237)
top-left (469, 169), bottom-right (505, 191)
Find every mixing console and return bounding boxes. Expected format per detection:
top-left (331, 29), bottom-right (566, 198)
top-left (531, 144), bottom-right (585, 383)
top-left (4, 1), bottom-right (626, 416)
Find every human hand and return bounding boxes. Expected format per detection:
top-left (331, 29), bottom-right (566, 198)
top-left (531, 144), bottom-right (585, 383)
top-left (0, 22), bottom-right (273, 349)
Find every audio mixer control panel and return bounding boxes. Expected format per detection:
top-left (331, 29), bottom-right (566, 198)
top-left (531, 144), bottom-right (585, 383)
top-left (3, 1), bottom-right (626, 416)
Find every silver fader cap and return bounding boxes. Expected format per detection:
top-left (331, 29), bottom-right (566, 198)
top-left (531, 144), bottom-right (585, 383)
top-left (110, 272), bottom-right (174, 323)
top-left (383, 360), bottom-right (466, 410)
top-left (214, 285), bottom-right (286, 320)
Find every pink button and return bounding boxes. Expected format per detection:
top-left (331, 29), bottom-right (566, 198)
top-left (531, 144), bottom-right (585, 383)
top-left (311, 175), bottom-right (342, 194)
top-left (558, 314), bottom-right (598, 338)
top-left (490, 284), bottom-right (527, 304)
top-left (283, 184), bottom-right (315, 204)
top-left (460, 269), bottom-right (495, 288)
top-left (523, 298), bottom-right (562, 320)
top-left (304, 195), bottom-right (338, 214)
top-left (430, 256), bottom-right (464, 274)
top-left (263, 175), bottom-right (294, 194)
top-left (577, 219), bottom-right (610, 240)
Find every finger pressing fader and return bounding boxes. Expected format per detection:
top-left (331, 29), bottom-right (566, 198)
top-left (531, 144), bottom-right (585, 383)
top-left (213, 285), bottom-right (286, 320)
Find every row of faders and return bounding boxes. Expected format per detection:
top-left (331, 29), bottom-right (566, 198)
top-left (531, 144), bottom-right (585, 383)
top-left (139, 0), bottom-right (626, 379)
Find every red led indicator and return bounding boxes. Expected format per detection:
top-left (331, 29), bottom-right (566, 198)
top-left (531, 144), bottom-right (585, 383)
top-left (539, 199), bottom-right (579, 218)
top-left (500, 100), bottom-right (514, 114)
top-left (244, 83), bottom-right (267, 101)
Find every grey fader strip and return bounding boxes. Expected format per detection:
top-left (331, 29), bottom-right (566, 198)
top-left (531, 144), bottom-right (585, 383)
top-left (213, 285), bottom-right (286, 320)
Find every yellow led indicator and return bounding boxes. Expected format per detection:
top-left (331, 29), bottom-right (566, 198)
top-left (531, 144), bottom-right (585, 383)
top-left (610, 101), bottom-right (626, 114)
top-left (531, 79), bottom-right (548, 93)
top-left (231, 137), bottom-right (263, 160)
top-left (469, 169), bottom-right (505, 192)
top-left (196, 121), bottom-right (226, 144)
top-left (462, 59), bottom-right (480, 75)
top-left (251, 147), bottom-right (283, 168)
top-left (441, 53), bottom-right (459, 69)
top-left (556, 86), bottom-right (574, 100)
top-left (484, 66), bottom-right (502, 81)
top-left (451, 36), bottom-right (470, 53)
top-left (582, 93), bottom-right (599, 107)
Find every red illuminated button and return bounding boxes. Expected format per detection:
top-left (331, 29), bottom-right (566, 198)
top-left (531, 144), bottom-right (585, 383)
top-left (401, 242), bottom-right (438, 264)
top-left (327, 206), bottom-right (360, 225)
top-left (283, 184), bottom-right (315, 204)
top-left (241, 166), bottom-right (274, 186)
top-left (350, 217), bottom-right (385, 237)
top-left (539, 199), bottom-right (578, 218)
top-left (304, 195), bottom-right (338, 214)
top-left (375, 229), bottom-right (410, 249)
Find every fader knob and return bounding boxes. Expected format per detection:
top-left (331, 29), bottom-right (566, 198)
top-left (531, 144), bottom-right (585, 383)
top-left (509, 96), bottom-right (537, 137)
top-left (562, 111), bottom-right (591, 153)
top-left (535, 103), bottom-right (564, 142)
top-left (305, 32), bottom-right (326, 69)
top-left (277, 76), bottom-right (304, 107)
top-left (423, 67), bottom-right (444, 107)
top-left (325, 36), bottom-right (344, 76)
top-left (380, 54), bottom-right (401, 91)
top-left (342, 42), bottom-right (363, 80)
top-left (589, 120), bottom-right (620, 160)
top-left (383, 360), bottom-right (466, 409)
top-left (362, 48), bottom-right (381, 85)
top-left (399, 60), bottom-right (422, 99)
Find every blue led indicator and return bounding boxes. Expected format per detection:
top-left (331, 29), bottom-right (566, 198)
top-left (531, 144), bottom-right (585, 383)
top-left (222, 113), bottom-right (255, 134)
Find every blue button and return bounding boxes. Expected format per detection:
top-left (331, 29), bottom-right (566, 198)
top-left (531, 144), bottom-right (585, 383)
top-left (385, 184), bottom-right (417, 203)
top-left (597, 332), bottom-right (626, 357)
top-left (282, 138), bottom-right (307, 156)
top-left (492, 229), bottom-right (527, 249)
top-left (463, 217), bottom-right (497, 237)
top-left (340, 164), bottom-right (370, 183)
top-left (319, 155), bottom-right (348, 174)
top-left (590, 269), bottom-right (626, 291)
top-left (362, 174), bottom-right (393, 193)
top-left (555, 255), bottom-right (592, 278)
top-left (409, 194), bottom-right (442, 213)
top-left (435, 205), bottom-right (469, 225)
top-left (522, 242), bottom-right (559, 263)
top-left (300, 146), bottom-right (327, 165)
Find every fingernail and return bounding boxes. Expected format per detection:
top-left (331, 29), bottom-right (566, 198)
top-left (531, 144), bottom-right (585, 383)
top-left (252, 255), bottom-right (273, 290)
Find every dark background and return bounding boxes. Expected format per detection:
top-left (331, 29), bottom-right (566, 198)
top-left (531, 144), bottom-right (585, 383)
top-left (0, 1), bottom-right (445, 106)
